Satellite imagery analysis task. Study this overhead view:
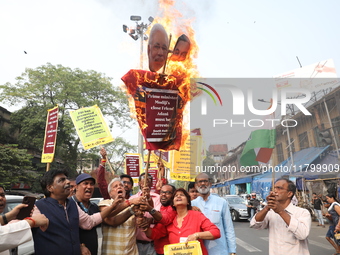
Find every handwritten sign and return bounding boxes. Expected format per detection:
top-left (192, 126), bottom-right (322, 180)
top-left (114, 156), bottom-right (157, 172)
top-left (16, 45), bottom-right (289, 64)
top-left (164, 241), bottom-right (202, 255)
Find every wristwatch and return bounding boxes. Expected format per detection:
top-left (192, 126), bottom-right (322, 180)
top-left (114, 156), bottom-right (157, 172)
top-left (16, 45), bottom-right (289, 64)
top-left (150, 208), bottom-right (157, 215)
top-left (129, 206), bottom-right (135, 215)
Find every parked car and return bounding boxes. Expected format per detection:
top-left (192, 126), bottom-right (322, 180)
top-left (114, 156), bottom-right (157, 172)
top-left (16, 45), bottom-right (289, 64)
top-left (239, 193), bottom-right (249, 201)
top-left (224, 195), bottom-right (249, 221)
top-left (89, 197), bottom-right (104, 254)
top-left (90, 197), bottom-right (103, 205)
top-left (4, 195), bottom-right (35, 255)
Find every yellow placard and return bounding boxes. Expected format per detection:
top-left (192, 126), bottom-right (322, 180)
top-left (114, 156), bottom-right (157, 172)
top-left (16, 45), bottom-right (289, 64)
top-left (70, 105), bottom-right (114, 150)
top-left (171, 135), bottom-right (203, 181)
top-left (164, 241), bottom-right (202, 255)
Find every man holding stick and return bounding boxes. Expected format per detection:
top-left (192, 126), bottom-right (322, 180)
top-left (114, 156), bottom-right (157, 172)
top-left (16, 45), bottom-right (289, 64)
top-left (32, 169), bottom-right (122, 255)
top-left (130, 173), bottom-right (161, 255)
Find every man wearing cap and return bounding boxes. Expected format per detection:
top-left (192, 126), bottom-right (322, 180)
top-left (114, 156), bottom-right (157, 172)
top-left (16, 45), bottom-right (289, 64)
top-left (72, 173), bottom-right (100, 255)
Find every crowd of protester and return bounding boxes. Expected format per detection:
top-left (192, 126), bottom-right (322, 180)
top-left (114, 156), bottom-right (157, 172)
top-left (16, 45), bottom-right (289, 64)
top-left (3, 147), bottom-right (340, 255)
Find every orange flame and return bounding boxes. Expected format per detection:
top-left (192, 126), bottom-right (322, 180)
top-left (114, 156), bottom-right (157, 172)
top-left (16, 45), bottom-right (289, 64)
top-left (155, 0), bottom-right (202, 149)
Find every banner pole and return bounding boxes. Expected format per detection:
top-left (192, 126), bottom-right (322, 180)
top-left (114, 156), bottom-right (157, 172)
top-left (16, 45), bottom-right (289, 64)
top-left (46, 163), bottom-right (50, 172)
top-left (100, 145), bottom-right (115, 176)
top-left (161, 34), bottom-right (172, 75)
top-left (157, 151), bottom-right (163, 180)
top-left (105, 156), bottom-right (116, 176)
top-left (144, 150), bottom-right (152, 187)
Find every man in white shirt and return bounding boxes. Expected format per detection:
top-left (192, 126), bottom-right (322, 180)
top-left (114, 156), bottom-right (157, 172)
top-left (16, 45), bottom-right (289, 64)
top-left (250, 178), bottom-right (311, 255)
top-left (0, 185), bottom-right (49, 255)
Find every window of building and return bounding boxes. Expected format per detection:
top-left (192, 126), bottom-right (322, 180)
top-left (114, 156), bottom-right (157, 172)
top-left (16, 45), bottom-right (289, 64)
top-left (298, 132), bottom-right (309, 150)
top-left (313, 125), bottom-right (325, 147)
top-left (276, 143), bottom-right (284, 163)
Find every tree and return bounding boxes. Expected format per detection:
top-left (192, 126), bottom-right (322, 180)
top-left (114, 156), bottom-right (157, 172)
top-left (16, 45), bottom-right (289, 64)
top-left (0, 63), bottom-right (134, 176)
top-left (79, 137), bottom-right (137, 176)
top-left (0, 145), bottom-right (36, 189)
top-left (104, 137), bottom-right (138, 173)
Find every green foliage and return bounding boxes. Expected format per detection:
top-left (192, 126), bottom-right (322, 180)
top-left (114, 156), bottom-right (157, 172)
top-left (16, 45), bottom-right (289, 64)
top-left (0, 128), bottom-right (15, 144)
top-left (0, 145), bottom-right (35, 189)
top-left (79, 137), bottom-right (138, 176)
top-left (173, 180), bottom-right (186, 189)
top-left (9, 106), bottom-right (46, 150)
top-left (0, 63), bottom-right (134, 180)
top-left (104, 137), bottom-right (138, 171)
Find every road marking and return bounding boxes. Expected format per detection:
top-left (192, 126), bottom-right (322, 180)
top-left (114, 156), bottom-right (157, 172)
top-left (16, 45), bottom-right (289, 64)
top-left (308, 240), bottom-right (333, 250)
top-left (236, 237), bottom-right (262, 252)
top-left (261, 237), bottom-right (332, 250)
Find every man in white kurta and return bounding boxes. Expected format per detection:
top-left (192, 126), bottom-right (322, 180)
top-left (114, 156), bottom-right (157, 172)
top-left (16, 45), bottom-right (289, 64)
top-left (0, 220), bottom-right (32, 255)
top-left (250, 178), bottom-right (311, 255)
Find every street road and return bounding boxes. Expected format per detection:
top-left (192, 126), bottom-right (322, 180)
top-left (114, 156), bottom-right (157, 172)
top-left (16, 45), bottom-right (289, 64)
top-left (234, 220), bottom-right (334, 255)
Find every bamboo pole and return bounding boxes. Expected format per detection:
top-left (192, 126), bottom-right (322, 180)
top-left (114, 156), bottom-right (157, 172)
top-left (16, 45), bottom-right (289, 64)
top-left (144, 150), bottom-right (152, 187)
top-left (100, 145), bottom-right (115, 176)
top-left (161, 34), bottom-right (172, 75)
top-left (157, 151), bottom-right (163, 180)
top-left (105, 156), bottom-right (116, 176)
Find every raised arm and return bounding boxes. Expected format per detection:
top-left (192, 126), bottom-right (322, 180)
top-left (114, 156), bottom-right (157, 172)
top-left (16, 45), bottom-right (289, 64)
top-left (96, 148), bottom-right (110, 199)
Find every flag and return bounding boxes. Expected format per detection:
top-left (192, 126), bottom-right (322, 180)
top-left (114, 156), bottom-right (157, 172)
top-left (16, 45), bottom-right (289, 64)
top-left (190, 128), bottom-right (202, 136)
top-left (240, 112), bottom-right (277, 167)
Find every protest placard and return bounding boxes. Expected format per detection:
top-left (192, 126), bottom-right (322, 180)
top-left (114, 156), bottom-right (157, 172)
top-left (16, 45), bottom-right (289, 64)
top-left (70, 105), bottom-right (113, 150)
top-left (125, 153), bottom-right (141, 178)
top-left (41, 106), bottom-right (59, 163)
top-left (164, 241), bottom-right (202, 255)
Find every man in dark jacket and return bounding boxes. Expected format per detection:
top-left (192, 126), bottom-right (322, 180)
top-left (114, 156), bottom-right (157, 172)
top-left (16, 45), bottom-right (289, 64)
top-left (32, 169), bottom-right (120, 255)
top-left (72, 173), bottom-right (100, 255)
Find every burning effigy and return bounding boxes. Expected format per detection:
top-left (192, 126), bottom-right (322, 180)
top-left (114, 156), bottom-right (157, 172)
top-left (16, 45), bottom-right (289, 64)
top-left (121, 1), bottom-right (203, 192)
top-left (122, 24), bottom-right (197, 152)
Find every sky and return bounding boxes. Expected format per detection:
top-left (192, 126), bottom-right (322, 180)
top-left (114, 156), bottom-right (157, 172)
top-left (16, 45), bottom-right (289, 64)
top-left (1, 0), bottom-right (340, 150)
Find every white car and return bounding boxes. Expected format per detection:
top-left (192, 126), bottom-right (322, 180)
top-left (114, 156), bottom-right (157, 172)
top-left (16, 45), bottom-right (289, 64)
top-left (4, 195), bottom-right (35, 255)
top-left (89, 197), bottom-right (103, 205)
top-left (224, 195), bottom-right (249, 221)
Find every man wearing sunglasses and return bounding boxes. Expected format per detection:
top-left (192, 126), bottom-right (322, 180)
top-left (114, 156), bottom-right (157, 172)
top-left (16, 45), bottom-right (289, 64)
top-left (138, 184), bottom-right (176, 255)
top-left (250, 178), bottom-right (311, 255)
top-left (191, 173), bottom-right (237, 255)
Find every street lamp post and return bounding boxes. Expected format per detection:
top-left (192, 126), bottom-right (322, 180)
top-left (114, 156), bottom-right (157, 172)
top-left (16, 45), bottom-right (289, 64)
top-left (123, 15), bottom-right (154, 160)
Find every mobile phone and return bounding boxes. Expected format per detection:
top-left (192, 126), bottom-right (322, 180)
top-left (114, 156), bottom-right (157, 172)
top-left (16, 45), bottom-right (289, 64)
top-left (16, 196), bottom-right (36, 220)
